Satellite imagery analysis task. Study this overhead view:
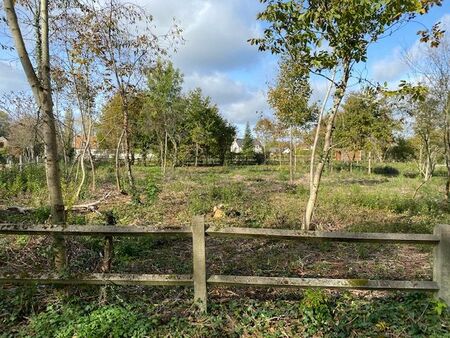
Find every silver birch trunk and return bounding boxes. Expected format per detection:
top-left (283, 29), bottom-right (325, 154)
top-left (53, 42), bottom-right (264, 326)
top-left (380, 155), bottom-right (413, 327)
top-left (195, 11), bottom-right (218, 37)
top-left (304, 62), bottom-right (350, 230)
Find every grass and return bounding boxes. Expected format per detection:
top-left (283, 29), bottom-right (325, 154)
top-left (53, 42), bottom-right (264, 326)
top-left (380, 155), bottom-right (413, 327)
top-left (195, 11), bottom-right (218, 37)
top-left (1, 161), bottom-right (449, 336)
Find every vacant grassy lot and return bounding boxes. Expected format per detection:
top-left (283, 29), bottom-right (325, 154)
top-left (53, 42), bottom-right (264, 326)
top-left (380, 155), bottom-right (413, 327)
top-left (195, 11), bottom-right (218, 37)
top-left (1, 162), bottom-right (449, 337)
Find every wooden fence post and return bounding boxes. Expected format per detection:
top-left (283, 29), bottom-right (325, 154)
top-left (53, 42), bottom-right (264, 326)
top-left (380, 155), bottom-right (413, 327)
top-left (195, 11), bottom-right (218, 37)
top-left (99, 212), bottom-right (115, 304)
top-left (434, 224), bottom-right (450, 305)
top-left (192, 215), bottom-right (207, 312)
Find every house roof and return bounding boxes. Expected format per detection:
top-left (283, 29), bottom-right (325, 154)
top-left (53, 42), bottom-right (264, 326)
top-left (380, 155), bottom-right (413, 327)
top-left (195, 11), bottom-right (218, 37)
top-left (234, 138), bottom-right (262, 148)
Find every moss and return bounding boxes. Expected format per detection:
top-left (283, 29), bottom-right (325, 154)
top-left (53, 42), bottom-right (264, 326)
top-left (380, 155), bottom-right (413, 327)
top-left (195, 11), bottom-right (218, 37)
top-left (348, 279), bottom-right (369, 287)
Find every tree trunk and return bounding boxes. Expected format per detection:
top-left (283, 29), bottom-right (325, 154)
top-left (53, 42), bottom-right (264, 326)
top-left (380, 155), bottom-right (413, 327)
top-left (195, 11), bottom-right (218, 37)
top-left (163, 131), bottom-right (168, 174)
top-left (75, 116), bottom-right (92, 200)
top-left (310, 68), bottom-right (336, 191)
top-left (121, 98), bottom-right (136, 196)
top-left (4, 0), bottom-right (66, 270)
top-left (195, 142), bottom-right (199, 167)
top-left (159, 139), bottom-right (164, 169)
top-left (87, 144), bottom-right (96, 191)
top-left (170, 136), bottom-right (178, 168)
top-left (115, 129), bottom-right (125, 192)
top-left (289, 125), bottom-right (294, 184)
top-left (294, 141), bottom-right (297, 174)
top-left (75, 139), bottom-right (87, 200)
top-left (19, 154), bottom-right (23, 172)
top-left (444, 94), bottom-right (450, 201)
top-left (368, 151), bottom-right (372, 175)
top-left (304, 62), bottom-right (350, 230)
top-left (422, 135), bottom-right (433, 181)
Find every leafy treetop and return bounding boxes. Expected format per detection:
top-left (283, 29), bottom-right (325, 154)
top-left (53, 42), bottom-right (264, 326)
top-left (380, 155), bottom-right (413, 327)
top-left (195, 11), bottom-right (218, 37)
top-left (250, 0), bottom-right (442, 78)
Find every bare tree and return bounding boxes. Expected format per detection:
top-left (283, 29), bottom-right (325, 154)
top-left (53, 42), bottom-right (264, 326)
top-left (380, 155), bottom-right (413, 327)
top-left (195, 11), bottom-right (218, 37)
top-left (79, 1), bottom-right (181, 199)
top-left (404, 37), bottom-right (450, 200)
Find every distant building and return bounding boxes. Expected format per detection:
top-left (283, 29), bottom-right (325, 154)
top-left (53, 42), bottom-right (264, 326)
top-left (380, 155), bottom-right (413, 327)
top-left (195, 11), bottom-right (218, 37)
top-left (73, 135), bottom-right (100, 157)
top-left (334, 149), bottom-right (362, 162)
top-left (230, 138), bottom-right (263, 154)
top-left (0, 136), bottom-right (8, 151)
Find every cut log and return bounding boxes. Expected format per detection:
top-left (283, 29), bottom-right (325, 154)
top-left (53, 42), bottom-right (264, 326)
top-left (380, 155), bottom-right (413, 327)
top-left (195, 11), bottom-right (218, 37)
top-left (5, 192), bottom-right (113, 214)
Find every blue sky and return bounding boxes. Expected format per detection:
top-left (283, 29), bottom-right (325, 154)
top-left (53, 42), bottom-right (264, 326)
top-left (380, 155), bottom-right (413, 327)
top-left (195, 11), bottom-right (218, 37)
top-left (0, 0), bottom-right (449, 135)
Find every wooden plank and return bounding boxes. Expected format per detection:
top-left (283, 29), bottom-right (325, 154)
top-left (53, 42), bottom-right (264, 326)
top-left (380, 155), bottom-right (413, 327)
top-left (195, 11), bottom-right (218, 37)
top-left (0, 273), bottom-right (193, 286)
top-left (207, 275), bottom-right (439, 291)
top-left (192, 216), bottom-right (207, 312)
top-left (206, 227), bottom-right (439, 245)
top-left (0, 224), bottom-right (192, 237)
top-left (434, 224), bottom-right (450, 304)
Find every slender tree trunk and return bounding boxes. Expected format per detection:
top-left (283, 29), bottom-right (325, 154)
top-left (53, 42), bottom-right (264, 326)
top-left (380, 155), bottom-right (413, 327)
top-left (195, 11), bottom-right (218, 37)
top-left (75, 140), bottom-right (87, 200)
top-left (163, 131), bottom-right (168, 174)
top-left (75, 116), bottom-right (92, 200)
top-left (423, 136), bottom-right (433, 181)
top-left (115, 129), bottom-right (125, 192)
top-left (87, 144), bottom-right (95, 191)
top-left (19, 154), bottom-right (23, 172)
top-left (444, 94), bottom-right (450, 201)
top-left (195, 142), bottom-right (199, 167)
top-left (159, 139), bottom-right (164, 169)
top-left (368, 151), bottom-right (372, 175)
top-left (289, 125), bottom-right (294, 184)
top-left (120, 98), bottom-right (136, 196)
top-left (170, 136), bottom-right (178, 168)
top-left (4, 0), bottom-right (66, 270)
top-left (310, 68), bottom-right (336, 191)
top-left (294, 141), bottom-right (297, 174)
top-left (304, 62), bottom-right (350, 230)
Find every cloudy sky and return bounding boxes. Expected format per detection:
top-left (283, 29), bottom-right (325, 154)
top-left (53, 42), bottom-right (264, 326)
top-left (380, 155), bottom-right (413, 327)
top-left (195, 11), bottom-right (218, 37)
top-left (0, 1), bottom-right (449, 135)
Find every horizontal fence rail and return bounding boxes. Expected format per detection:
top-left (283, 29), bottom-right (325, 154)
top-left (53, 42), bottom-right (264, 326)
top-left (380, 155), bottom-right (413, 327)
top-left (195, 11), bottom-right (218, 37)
top-left (0, 273), bottom-right (193, 286)
top-left (207, 226), bottom-right (440, 244)
top-left (0, 224), bottom-right (192, 237)
top-left (0, 218), bottom-right (449, 313)
top-left (207, 275), bottom-right (439, 292)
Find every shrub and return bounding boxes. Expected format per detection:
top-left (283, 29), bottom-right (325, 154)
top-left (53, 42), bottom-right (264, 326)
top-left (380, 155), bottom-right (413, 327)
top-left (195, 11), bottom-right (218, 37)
top-left (299, 289), bottom-right (333, 336)
top-left (146, 180), bottom-right (160, 203)
top-left (373, 166), bottom-right (399, 177)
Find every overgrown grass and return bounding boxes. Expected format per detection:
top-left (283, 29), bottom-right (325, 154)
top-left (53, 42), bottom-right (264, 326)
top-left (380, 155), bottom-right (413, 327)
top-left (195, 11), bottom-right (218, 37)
top-left (1, 162), bottom-right (450, 336)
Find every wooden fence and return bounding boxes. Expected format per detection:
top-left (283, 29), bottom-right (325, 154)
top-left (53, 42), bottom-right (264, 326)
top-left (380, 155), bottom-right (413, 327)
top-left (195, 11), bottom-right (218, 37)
top-left (0, 217), bottom-right (449, 313)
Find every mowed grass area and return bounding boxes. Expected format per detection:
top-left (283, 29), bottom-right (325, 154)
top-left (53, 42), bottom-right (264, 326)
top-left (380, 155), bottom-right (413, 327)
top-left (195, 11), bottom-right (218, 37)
top-left (0, 162), bottom-right (449, 337)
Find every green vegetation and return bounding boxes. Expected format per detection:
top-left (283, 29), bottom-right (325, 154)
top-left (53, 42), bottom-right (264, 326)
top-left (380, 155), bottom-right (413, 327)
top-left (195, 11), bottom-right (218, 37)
top-left (1, 287), bottom-right (448, 337)
top-left (1, 163), bottom-right (449, 336)
top-left (1, 0), bottom-right (448, 336)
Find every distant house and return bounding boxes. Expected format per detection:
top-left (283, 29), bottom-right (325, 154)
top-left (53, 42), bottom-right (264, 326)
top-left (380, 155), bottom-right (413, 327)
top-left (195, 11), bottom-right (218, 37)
top-left (0, 136), bottom-right (8, 151)
top-left (230, 138), bottom-right (263, 154)
top-left (73, 135), bottom-right (100, 156)
top-left (334, 149), bottom-right (362, 162)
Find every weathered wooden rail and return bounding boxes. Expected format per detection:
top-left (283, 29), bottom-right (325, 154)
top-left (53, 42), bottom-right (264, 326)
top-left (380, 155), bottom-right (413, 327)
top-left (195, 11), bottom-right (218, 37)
top-left (0, 217), bottom-right (449, 313)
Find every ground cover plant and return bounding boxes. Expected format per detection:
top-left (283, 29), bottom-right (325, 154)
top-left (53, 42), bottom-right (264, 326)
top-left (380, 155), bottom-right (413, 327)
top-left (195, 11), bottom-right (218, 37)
top-left (1, 162), bottom-right (449, 336)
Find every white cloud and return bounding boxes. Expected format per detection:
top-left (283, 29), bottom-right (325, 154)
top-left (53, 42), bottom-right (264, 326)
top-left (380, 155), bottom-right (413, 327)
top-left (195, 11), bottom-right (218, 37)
top-left (185, 72), bottom-right (251, 105)
top-left (0, 61), bottom-right (28, 93)
top-left (224, 90), bottom-right (269, 126)
top-left (371, 13), bottom-right (450, 84)
top-left (371, 47), bottom-right (409, 82)
top-left (146, 0), bottom-right (264, 73)
top-left (183, 71), bottom-right (270, 130)
top-left (143, 0), bottom-right (272, 131)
